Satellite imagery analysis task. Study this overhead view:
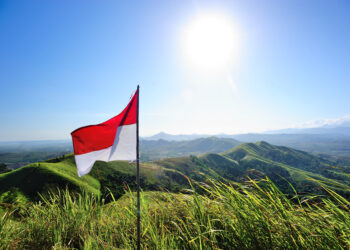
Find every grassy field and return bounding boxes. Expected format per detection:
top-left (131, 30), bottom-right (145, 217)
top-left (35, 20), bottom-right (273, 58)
top-left (0, 142), bottom-right (349, 249)
top-left (0, 178), bottom-right (349, 249)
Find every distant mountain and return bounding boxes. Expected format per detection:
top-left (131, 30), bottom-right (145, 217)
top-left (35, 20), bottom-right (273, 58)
top-left (140, 137), bottom-right (241, 161)
top-left (142, 132), bottom-right (209, 141)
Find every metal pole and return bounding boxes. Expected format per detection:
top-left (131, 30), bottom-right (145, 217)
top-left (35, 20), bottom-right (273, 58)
top-left (136, 85), bottom-right (140, 250)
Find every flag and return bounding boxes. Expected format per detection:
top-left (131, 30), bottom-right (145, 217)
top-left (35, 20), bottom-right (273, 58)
top-left (71, 89), bottom-right (138, 177)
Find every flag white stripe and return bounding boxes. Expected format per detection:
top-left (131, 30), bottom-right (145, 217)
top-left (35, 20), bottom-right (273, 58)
top-left (75, 124), bottom-right (137, 177)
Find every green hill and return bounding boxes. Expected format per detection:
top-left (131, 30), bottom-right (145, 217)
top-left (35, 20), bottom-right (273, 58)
top-left (0, 154), bottom-right (100, 203)
top-left (0, 142), bottom-right (349, 203)
top-left (222, 141), bottom-right (350, 182)
top-left (0, 154), bottom-right (191, 203)
top-left (153, 141), bottom-right (350, 196)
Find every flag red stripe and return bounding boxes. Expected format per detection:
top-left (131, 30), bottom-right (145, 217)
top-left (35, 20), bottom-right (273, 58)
top-left (71, 90), bottom-right (138, 155)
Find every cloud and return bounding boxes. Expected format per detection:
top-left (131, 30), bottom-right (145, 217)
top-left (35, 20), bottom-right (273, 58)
top-left (295, 115), bottom-right (350, 129)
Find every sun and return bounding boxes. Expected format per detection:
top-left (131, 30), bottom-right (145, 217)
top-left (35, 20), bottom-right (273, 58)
top-left (183, 13), bottom-right (238, 71)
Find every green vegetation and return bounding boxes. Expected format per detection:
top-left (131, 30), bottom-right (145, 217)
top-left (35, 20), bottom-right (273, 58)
top-left (0, 153), bottom-right (192, 203)
top-left (0, 179), bottom-right (349, 249)
top-left (0, 155), bottom-right (100, 203)
top-left (1, 141), bottom-right (349, 204)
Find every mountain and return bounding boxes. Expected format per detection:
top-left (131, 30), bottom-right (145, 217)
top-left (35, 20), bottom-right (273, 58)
top-left (153, 141), bottom-right (350, 196)
top-left (142, 132), bottom-right (209, 141)
top-left (144, 133), bottom-right (350, 158)
top-left (141, 130), bottom-right (350, 157)
top-left (227, 133), bottom-right (350, 157)
top-left (1, 142), bottom-right (349, 203)
top-left (140, 137), bottom-right (241, 161)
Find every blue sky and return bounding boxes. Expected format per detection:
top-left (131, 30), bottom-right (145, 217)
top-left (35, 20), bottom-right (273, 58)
top-left (0, 0), bottom-right (349, 140)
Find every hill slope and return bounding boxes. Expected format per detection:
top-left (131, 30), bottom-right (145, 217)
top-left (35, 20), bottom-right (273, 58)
top-left (0, 154), bottom-right (191, 202)
top-left (153, 141), bottom-right (350, 195)
top-left (0, 154), bottom-right (100, 202)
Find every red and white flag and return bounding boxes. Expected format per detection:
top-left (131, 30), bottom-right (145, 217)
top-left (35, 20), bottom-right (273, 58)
top-left (71, 89), bottom-right (138, 177)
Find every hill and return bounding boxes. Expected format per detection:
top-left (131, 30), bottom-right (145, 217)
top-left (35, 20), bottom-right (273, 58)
top-left (0, 154), bottom-right (100, 203)
top-left (143, 132), bottom-right (350, 157)
top-left (153, 141), bottom-right (350, 196)
top-left (0, 154), bottom-right (191, 203)
top-left (230, 133), bottom-right (350, 157)
top-left (0, 142), bottom-right (349, 203)
top-left (220, 142), bottom-right (350, 194)
top-left (141, 132), bottom-right (208, 141)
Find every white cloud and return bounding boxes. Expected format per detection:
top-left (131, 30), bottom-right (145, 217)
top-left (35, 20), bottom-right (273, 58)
top-left (294, 115), bottom-right (350, 129)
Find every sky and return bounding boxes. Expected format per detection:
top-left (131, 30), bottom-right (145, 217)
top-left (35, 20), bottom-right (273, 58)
top-left (0, 0), bottom-right (349, 141)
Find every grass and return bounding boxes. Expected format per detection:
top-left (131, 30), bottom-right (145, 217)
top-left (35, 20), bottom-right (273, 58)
top-left (0, 158), bottom-right (100, 202)
top-left (0, 178), bottom-right (349, 249)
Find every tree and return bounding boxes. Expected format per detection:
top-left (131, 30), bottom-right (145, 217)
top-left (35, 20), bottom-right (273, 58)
top-left (0, 163), bottom-right (11, 174)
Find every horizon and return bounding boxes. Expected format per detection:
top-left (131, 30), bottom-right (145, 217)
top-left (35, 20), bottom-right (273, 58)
top-left (1, 1), bottom-right (349, 141)
top-left (1, 113), bottom-right (350, 142)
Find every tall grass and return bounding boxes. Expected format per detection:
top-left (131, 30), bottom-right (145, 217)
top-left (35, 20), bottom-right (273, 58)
top-left (0, 178), bottom-right (349, 249)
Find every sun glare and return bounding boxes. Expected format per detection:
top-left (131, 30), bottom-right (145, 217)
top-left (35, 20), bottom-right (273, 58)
top-left (183, 13), bottom-right (238, 71)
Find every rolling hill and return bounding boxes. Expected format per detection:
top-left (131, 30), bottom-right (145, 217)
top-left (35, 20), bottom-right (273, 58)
top-left (0, 142), bottom-right (349, 203)
top-left (152, 141), bottom-right (350, 196)
top-left (0, 154), bottom-right (191, 203)
top-left (143, 132), bottom-right (350, 157)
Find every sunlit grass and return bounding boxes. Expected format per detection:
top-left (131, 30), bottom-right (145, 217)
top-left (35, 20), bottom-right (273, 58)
top-left (0, 178), bottom-right (349, 249)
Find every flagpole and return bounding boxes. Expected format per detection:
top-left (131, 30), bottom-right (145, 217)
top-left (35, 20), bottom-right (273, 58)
top-left (136, 85), bottom-right (141, 250)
